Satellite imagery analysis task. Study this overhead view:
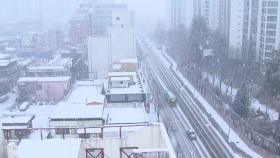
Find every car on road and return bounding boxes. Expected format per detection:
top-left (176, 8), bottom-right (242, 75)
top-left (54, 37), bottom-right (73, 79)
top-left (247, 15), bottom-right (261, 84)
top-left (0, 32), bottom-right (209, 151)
top-left (0, 95), bottom-right (9, 103)
top-left (187, 129), bottom-right (197, 140)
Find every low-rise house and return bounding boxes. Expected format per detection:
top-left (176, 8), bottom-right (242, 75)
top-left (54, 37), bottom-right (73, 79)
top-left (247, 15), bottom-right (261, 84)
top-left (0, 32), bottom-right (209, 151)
top-left (0, 60), bottom-right (18, 95)
top-left (17, 77), bottom-right (71, 102)
top-left (1, 114), bottom-right (35, 140)
top-left (27, 65), bottom-right (69, 77)
top-left (106, 71), bottom-right (147, 104)
top-left (49, 81), bottom-right (105, 138)
top-left (49, 102), bottom-right (104, 137)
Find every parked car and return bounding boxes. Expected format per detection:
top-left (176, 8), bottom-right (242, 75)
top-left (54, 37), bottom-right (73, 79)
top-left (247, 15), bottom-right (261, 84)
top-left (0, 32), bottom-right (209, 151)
top-left (19, 102), bottom-right (30, 111)
top-left (0, 95), bottom-right (9, 103)
top-left (187, 129), bottom-right (197, 140)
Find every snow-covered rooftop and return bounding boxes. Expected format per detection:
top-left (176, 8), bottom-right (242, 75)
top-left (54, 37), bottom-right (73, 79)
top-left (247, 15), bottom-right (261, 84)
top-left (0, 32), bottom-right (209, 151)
top-left (1, 114), bottom-right (35, 124)
top-left (18, 76), bottom-right (70, 82)
top-left (28, 65), bottom-right (66, 71)
top-left (50, 102), bottom-right (104, 120)
top-left (119, 58), bottom-right (138, 64)
top-left (108, 71), bottom-right (136, 77)
top-left (103, 103), bottom-right (148, 124)
top-left (110, 76), bottom-right (131, 81)
top-left (107, 71), bottom-right (145, 94)
top-left (108, 84), bottom-right (145, 94)
top-left (67, 81), bottom-right (105, 104)
top-left (16, 139), bottom-right (81, 158)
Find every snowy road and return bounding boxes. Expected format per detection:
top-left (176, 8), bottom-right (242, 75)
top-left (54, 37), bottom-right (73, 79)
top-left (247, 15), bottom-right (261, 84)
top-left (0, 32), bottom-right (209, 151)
top-left (139, 37), bottom-right (239, 158)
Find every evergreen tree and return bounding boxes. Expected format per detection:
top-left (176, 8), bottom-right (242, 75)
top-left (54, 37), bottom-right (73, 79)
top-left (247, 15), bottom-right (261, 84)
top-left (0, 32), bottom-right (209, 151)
top-left (153, 21), bottom-right (167, 46)
top-left (167, 25), bottom-right (190, 64)
top-left (264, 59), bottom-right (280, 96)
top-left (190, 16), bottom-right (210, 66)
top-left (232, 84), bottom-right (250, 118)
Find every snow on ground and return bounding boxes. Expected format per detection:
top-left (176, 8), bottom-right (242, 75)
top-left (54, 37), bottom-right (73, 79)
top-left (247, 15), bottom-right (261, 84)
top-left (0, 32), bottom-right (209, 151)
top-left (143, 38), bottom-right (171, 68)
top-left (202, 71), bottom-right (238, 97)
top-left (251, 99), bottom-right (279, 121)
top-left (154, 46), bottom-right (262, 158)
top-left (202, 69), bottom-right (279, 121)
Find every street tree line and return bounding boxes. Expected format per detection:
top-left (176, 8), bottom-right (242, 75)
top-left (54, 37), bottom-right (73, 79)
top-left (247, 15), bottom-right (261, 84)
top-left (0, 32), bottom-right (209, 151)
top-left (153, 16), bottom-right (280, 123)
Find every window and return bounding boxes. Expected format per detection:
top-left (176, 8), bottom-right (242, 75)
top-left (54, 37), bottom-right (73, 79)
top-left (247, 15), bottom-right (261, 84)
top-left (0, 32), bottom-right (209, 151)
top-left (267, 23), bottom-right (276, 29)
top-left (267, 8), bottom-right (278, 14)
top-left (266, 30), bottom-right (276, 36)
top-left (266, 44), bottom-right (274, 50)
top-left (267, 16), bottom-right (277, 22)
top-left (266, 38), bottom-right (275, 43)
top-left (262, 1), bottom-right (267, 7)
top-left (268, 1), bottom-right (278, 7)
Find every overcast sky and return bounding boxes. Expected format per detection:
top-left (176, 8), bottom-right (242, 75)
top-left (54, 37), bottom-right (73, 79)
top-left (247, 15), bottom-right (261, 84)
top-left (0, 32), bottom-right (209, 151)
top-left (116, 0), bottom-right (193, 27)
top-left (116, 0), bottom-right (168, 22)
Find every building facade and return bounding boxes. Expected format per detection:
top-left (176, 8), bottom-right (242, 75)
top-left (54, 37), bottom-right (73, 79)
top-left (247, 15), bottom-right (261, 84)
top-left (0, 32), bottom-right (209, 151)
top-left (17, 77), bottom-right (70, 102)
top-left (168, 0), bottom-right (188, 29)
top-left (257, 0), bottom-right (280, 62)
top-left (195, 0), bottom-right (260, 60)
top-left (87, 4), bottom-right (136, 79)
top-left (194, 0), bottom-right (221, 31)
top-left (0, 60), bottom-right (18, 95)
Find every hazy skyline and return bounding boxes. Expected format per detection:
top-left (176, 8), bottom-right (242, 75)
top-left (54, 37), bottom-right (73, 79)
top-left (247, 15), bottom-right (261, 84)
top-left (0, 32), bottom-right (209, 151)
top-left (117, 0), bottom-right (168, 22)
top-left (117, 0), bottom-right (193, 27)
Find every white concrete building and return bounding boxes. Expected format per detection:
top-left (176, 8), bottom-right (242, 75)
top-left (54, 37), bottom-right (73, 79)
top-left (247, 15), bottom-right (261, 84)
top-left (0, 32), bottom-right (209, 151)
top-left (88, 36), bottom-right (111, 79)
top-left (257, 0), bottom-right (280, 62)
top-left (168, 0), bottom-right (188, 29)
top-left (228, 0), bottom-right (245, 59)
top-left (194, 0), bottom-right (220, 31)
top-left (88, 6), bottom-right (136, 79)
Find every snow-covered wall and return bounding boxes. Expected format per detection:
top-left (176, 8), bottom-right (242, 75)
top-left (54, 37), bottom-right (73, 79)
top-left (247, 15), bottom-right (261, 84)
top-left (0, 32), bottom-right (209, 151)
top-left (84, 124), bottom-right (176, 158)
top-left (110, 27), bottom-right (136, 64)
top-left (88, 36), bottom-right (110, 79)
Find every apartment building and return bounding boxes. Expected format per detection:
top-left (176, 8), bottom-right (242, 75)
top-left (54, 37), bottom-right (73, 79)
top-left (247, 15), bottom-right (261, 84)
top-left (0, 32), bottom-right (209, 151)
top-left (168, 0), bottom-right (188, 29)
top-left (257, 0), bottom-right (280, 62)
